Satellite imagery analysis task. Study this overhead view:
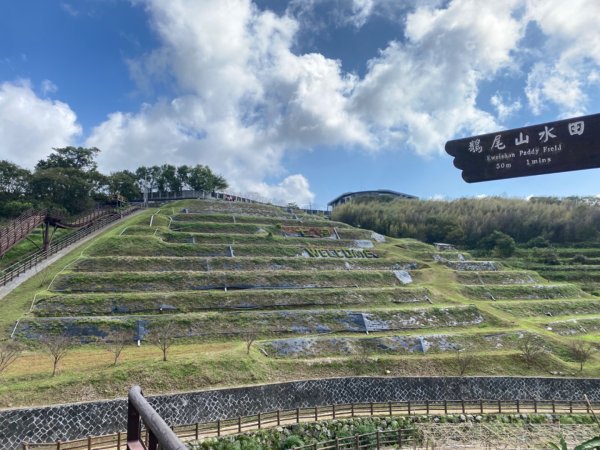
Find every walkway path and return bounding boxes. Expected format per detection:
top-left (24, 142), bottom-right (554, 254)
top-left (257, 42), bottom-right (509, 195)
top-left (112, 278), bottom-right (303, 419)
top-left (0, 209), bottom-right (145, 301)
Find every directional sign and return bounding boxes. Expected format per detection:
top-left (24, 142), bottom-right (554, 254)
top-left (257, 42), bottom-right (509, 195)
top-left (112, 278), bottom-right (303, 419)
top-left (445, 113), bottom-right (600, 183)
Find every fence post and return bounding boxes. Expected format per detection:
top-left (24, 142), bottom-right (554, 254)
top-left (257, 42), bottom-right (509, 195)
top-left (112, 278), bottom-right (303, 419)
top-left (517, 400), bottom-right (520, 413)
top-left (258, 413), bottom-right (261, 430)
top-left (117, 431), bottom-right (121, 450)
top-left (56, 440), bottom-right (61, 450)
top-left (461, 400), bottom-right (465, 414)
top-left (297, 408), bottom-right (300, 423)
top-left (570, 401), bottom-right (573, 414)
top-left (498, 400), bottom-right (502, 414)
top-left (335, 437), bottom-right (340, 450)
top-left (195, 423), bottom-right (199, 440)
top-left (355, 434), bottom-right (360, 450)
top-left (351, 404), bottom-right (355, 417)
top-left (408, 401), bottom-right (411, 415)
top-left (426, 400), bottom-right (429, 415)
top-left (370, 402), bottom-right (374, 416)
top-left (218, 419), bottom-right (222, 436)
top-left (87, 435), bottom-right (92, 450)
top-left (397, 429), bottom-right (403, 448)
top-left (333, 404), bottom-right (336, 419)
top-left (389, 401), bottom-right (392, 416)
top-left (552, 400), bottom-right (556, 413)
top-left (376, 430), bottom-right (381, 449)
top-left (277, 410), bottom-right (281, 426)
top-left (444, 401), bottom-right (447, 415)
top-left (238, 416), bottom-right (242, 433)
top-left (314, 406), bottom-right (318, 421)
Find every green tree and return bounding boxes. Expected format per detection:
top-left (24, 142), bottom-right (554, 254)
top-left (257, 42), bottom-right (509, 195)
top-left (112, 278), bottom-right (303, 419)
top-left (107, 170), bottom-right (141, 200)
top-left (188, 165), bottom-right (228, 192)
top-left (0, 160), bottom-right (32, 217)
top-left (36, 147), bottom-right (100, 172)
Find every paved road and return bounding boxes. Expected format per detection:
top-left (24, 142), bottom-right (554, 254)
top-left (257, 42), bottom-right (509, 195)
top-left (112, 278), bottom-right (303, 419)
top-left (0, 210), bottom-right (144, 301)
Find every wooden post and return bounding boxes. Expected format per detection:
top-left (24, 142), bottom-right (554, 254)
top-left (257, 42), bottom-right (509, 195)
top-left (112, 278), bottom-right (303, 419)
top-left (426, 400), bottom-right (429, 415)
top-left (370, 402), bottom-right (374, 416)
top-left (376, 430), bottom-right (381, 449)
top-left (257, 413), bottom-right (261, 430)
top-left (335, 437), bottom-right (340, 450)
top-left (397, 429), bottom-right (403, 448)
top-left (355, 434), bottom-right (360, 450)
top-left (56, 440), bottom-right (61, 450)
top-left (534, 400), bottom-right (538, 413)
top-left (517, 400), bottom-right (520, 413)
top-left (498, 400), bottom-right (502, 414)
top-left (296, 408), bottom-right (300, 423)
top-left (570, 401), bottom-right (573, 414)
top-left (408, 401), bottom-right (411, 415)
top-left (315, 406), bottom-right (318, 421)
top-left (117, 431), bottom-right (121, 450)
top-left (389, 401), bottom-right (392, 416)
top-left (195, 423), bottom-right (199, 440)
top-left (87, 436), bottom-right (92, 450)
top-left (277, 410), bottom-right (281, 426)
top-left (333, 404), bottom-right (336, 419)
top-left (444, 401), bottom-right (447, 415)
top-left (218, 419), bottom-right (222, 436)
top-left (552, 400), bottom-right (556, 413)
top-left (461, 400), bottom-right (465, 414)
top-left (351, 403), bottom-right (355, 418)
top-left (238, 416), bottom-right (242, 433)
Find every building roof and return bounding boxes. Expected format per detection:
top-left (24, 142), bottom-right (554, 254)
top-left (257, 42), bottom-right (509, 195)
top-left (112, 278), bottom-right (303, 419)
top-left (328, 189), bottom-right (417, 207)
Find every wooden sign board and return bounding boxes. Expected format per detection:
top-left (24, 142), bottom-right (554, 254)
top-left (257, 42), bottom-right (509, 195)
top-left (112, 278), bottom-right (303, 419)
top-left (445, 113), bottom-right (600, 182)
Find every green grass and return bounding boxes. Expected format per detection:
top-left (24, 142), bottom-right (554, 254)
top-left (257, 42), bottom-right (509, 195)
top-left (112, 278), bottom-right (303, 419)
top-left (1, 199), bottom-right (600, 408)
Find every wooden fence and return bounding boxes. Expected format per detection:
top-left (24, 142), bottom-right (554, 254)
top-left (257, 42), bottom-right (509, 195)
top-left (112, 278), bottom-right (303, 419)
top-left (21, 399), bottom-right (600, 450)
top-left (0, 206), bottom-right (139, 287)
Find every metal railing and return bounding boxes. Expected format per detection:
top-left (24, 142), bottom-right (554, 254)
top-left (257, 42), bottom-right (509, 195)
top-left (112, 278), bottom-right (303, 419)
top-left (0, 206), bottom-right (139, 287)
top-left (22, 398), bottom-right (600, 450)
top-left (126, 386), bottom-right (186, 450)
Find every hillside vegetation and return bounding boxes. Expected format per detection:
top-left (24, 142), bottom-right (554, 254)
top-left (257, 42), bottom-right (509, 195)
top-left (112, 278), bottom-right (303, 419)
top-left (0, 198), bottom-right (598, 407)
top-left (332, 196), bottom-right (600, 247)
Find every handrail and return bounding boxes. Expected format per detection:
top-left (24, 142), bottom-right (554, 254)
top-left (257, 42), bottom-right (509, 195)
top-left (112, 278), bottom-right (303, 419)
top-left (127, 386), bottom-right (187, 450)
top-left (22, 398), bottom-right (600, 450)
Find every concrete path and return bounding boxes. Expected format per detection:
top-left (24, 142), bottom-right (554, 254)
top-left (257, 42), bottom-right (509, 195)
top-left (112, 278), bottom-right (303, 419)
top-left (0, 209), bottom-right (145, 301)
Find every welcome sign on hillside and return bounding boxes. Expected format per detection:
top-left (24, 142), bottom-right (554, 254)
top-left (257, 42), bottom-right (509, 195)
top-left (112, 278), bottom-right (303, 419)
top-left (445, 113), bottom-right (600, 182)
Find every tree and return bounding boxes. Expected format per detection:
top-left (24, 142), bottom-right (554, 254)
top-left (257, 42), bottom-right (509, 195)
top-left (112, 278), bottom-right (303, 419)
top-left (478, 230), bottom-right (516, 258)
top-left (148, 321), bottom-right (177, 362)
top-left (157, 164), bottom-right (179, 193)
top-left (188, 165), bottom-right (228, 192)
top-left (570, 341), bottom-right (595, 372)
top-left (107, 170), bottom-right (141, 200)
top-left (454, 348), bottom-right (474, 376)
top-left (517, 334), bottom-right (544, 368)
top-left (243, 332), bottom-right (257, 355)
top-left (0, 340), bottom-right (22, 375)
top-left (40, 333), bottom-right (72, 377)
top-left (36, 147), bottom-right (100, 172)
top-left (104, 330), bottom-right (132, 366)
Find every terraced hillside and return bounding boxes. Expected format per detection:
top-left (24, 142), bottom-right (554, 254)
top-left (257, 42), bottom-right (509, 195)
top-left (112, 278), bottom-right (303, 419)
top-left (0, 199), bottom-right (598, 407)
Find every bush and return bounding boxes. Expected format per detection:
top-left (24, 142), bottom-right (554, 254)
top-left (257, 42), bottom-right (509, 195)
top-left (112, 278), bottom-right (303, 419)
top-left (280, 435), bottom-right (305, 450)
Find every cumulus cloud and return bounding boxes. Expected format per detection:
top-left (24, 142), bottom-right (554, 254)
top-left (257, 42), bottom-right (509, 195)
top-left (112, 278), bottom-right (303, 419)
top-left (524, 0), bottom-right (600, 115)
top-left (0, 80), bottom-right (81, 168)
top-left (491, 93), bottom-right (522, 121)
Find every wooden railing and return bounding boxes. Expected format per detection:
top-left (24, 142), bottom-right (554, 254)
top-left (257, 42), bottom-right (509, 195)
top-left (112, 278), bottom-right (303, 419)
top-left (126, 386), bottom-right (186, 450)
top-left (21, 398), bottom-right (600, 450)
top-left (292, 429), bottom-right (418, 450)
top-left (0, 209), bottom-right (47, 257)
top-left (0, 206), bottom-right (139, 287)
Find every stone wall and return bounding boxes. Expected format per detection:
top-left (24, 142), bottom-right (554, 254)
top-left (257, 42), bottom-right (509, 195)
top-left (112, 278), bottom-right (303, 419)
top-left (2, 377), bottom-right (599, 450)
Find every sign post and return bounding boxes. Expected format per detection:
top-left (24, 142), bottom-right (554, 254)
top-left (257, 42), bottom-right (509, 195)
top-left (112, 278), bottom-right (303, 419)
top-left (445, 113), bottom-right (600, 182)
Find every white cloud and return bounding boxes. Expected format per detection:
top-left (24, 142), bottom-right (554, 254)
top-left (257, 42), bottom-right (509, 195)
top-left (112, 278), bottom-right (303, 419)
top-left (0, 80), bottom-right (81, 168)
top-left (41, 80), bottom-right (58, 96)
top-left (524, 0), bottom-right (600, 115)
top-left (490, 93), bottom-right (522, 121)
top-left (350, 0), bottom-right (525, 154)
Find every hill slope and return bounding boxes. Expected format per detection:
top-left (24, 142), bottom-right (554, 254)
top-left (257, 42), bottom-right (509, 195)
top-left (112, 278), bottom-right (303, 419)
top-left (0, 199), bottom-right (598, 407)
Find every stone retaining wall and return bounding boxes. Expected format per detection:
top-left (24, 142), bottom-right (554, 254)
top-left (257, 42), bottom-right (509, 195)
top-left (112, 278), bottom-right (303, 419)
top-left (1, 376), bottom-right (599, 450)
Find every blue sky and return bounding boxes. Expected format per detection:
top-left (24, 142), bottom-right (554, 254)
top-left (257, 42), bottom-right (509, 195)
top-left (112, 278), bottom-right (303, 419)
top-left (1, 0), bottom-right (600, 209)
